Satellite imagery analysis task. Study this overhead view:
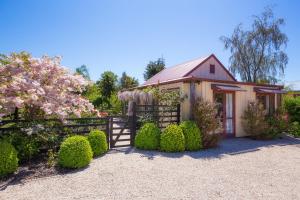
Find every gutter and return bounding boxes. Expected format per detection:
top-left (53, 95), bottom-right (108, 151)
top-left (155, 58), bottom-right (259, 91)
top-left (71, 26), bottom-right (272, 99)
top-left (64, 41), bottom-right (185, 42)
top-left (135, 77), bottom-right (284, 90)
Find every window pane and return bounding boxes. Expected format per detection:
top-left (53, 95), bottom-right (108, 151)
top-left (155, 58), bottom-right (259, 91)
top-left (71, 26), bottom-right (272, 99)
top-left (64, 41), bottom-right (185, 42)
top-left (226, 93), bottom-right (233, 118)
top-left (210, 64), bottom-right (215, 73)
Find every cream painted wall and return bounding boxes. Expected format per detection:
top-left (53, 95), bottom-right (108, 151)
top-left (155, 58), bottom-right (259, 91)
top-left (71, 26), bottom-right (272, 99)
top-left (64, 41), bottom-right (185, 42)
top-left (234, 84), bottom-right (256, 137)
top-left (181, 83), bottom-right (191, 121)
top-left (190, 56), bottom-right (235, 81)
top-left (195, 81), bottom-right (257, 137)
top-left (157, 81), bottom-right (281, 137)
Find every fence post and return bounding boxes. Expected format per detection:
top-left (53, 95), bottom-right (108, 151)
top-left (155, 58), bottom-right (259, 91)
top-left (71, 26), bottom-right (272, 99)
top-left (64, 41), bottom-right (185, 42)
top-left (109, 117), bottom-right (114, 148)
top-left (105, 117), bottom-right (110, 149)
top-left (130, 102), bottom-right (137, 146)
top-left (176, 104), bottom-right (180, 125)
top-left (14, 107), bottom-right (19, 120)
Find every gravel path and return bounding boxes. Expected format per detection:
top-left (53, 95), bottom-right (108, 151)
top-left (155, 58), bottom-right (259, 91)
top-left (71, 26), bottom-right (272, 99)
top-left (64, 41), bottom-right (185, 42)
top-left (1, 136), bottom-right (300, 200)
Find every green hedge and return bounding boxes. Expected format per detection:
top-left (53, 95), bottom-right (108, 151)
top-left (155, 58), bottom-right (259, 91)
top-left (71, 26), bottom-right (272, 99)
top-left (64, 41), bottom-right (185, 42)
top-left (135, 123), bottom-right (160, 150)
top-left (289, 121), bottom-right (300, 138)
top-left (179, 121), bottom-right (202, 151)
top-left (58, 136), bottom-right (93, 169)
top-left (87, 130), bottom-right (108, 157)
top-left (284, 96), bottom-right (300, 122)
top-left (160, 124), bottom-right (185, 152)
top-left (4, 133), bottom-right (40, 162)
top-left (0, 141), bottom-right (19, 177)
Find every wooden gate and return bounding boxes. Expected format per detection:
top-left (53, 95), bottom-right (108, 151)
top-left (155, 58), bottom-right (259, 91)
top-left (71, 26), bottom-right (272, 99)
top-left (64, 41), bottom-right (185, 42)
top-left (107, 103), bottom-right (181, 148)
top-left (109, 115), bottom-right (136, 148)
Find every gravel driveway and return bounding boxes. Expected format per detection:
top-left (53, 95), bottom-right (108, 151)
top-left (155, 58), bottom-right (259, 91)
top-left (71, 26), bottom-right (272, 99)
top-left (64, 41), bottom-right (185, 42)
top-left (1, 136), bottom-right (300, 200)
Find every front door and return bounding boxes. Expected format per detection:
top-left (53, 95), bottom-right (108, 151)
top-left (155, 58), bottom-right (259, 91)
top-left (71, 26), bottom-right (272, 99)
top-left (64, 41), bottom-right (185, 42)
top-left (214, 92), bottom-right (235, 137)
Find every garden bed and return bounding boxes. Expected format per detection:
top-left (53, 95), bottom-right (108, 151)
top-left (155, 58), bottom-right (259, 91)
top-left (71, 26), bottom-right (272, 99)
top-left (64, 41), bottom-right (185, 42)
top-left (0, 154), bottom-right (68, 186)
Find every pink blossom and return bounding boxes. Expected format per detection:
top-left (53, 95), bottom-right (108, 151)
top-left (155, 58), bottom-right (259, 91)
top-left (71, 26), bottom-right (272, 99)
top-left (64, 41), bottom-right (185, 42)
top-left (0, 54), bottom-right (97, 119)
top-left (13, 97), bottom-right (24, 108)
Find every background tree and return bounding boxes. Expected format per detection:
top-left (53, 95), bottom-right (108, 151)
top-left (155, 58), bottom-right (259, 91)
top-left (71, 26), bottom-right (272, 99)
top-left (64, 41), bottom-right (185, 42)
top-left (75, 65), bottom-right (90, 80)
top-left (119, 72), bottom-right (139, 90)
top-left (96, 71), bottom-right (118, 108)
top-left (82, 84), bottom-right (100, 106)
top-left (220, 7), bottom-right (288, 84)
top-left (143, 57), bottom-right (165, 81)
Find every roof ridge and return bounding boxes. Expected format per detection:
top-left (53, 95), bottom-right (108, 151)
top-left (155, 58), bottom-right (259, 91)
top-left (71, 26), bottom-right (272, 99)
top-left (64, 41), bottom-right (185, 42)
top-left (166, 55), bottom-right (210, 69)
top-left (144, 55), bottom-right (210, 84)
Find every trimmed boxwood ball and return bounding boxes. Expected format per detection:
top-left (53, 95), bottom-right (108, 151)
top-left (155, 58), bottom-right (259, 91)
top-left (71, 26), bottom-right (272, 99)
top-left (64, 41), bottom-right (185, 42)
top-left (0, 141), bottom-right (18, 177)
top-left (87, 130), bottom-right (108, 157)
top-left (58, 135), bottom-right (93, 169)
top-left (179, 121), bottom-right (202, 151)
top-left (160, 124), bottom-right (185, 152)
top-left (135, 123), bottom-right (160, 150)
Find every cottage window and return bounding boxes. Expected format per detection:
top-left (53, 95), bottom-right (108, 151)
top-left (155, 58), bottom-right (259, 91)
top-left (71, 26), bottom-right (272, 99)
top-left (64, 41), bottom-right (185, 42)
top-left (210, 64), bottom-right (215, 74)
top-left (256, 94), bottom-right (275, 115)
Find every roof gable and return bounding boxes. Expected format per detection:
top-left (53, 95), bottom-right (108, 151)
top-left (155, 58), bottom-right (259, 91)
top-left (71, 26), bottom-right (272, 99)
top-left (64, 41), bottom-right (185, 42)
top-left (187, 54), bottom-right (236, 82)
top-left (143, 54), bottom-right (236, 86)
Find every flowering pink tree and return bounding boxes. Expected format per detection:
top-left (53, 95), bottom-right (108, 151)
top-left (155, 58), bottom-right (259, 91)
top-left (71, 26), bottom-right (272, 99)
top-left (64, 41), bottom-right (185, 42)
top-left (0, 52), bottom-right (98, 119)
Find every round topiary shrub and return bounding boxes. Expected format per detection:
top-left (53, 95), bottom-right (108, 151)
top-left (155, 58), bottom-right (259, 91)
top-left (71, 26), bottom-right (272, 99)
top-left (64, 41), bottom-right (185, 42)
top-left (160, 124), bottom-right (185, 152)
top-left (135, 123), bottom-right (160, 150)
top-left (180, 121), bottom-right (202, 151)
top-left (0, 141), bottom-right (18, 177)
top-left (87, 130), bottom-right (108, 157)
top-left (58, 135), bottom-right (93, 169)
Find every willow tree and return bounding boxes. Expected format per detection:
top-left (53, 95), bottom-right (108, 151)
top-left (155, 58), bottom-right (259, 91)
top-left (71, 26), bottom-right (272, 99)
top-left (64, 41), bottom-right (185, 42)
top-left (220, 7), bottom-right (288, 84)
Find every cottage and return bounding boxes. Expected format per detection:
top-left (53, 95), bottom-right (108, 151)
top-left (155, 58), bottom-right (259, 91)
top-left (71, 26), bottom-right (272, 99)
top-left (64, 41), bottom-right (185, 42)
top-left (140, 54), bottom-right (286, 137)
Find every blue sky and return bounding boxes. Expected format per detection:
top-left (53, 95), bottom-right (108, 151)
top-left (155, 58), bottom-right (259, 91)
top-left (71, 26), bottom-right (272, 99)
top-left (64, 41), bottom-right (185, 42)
top-left (1, 0), bottom-right (300, 88)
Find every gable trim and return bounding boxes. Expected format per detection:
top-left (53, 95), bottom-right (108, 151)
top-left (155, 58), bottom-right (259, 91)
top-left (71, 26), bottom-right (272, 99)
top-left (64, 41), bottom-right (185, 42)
top-left (183, 54), bottom-right (237, 81)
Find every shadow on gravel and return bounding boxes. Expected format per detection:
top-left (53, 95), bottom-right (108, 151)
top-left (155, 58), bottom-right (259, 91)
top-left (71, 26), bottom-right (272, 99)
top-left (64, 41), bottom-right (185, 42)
top-left (110, 135), bottom-right (300, 160)
top-left (0, 159), bottom-right (90, 191)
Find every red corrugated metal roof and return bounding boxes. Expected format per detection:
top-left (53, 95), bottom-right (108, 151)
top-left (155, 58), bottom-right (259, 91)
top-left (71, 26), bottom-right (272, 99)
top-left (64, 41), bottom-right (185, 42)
top-left (255, 88), bottom-right (287, 94)
top-left (143, 55), bottom-right (210, 85)
top-left (211, 84), bottom-right (246, 92)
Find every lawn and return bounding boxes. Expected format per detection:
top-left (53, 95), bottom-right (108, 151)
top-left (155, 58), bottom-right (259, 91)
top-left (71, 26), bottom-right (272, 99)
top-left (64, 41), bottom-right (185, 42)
top-left (1, 136), bottom-right (299, 200)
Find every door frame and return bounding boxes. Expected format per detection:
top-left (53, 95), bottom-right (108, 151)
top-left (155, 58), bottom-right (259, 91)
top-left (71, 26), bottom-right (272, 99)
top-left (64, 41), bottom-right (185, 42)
top-left (213, 90), bottom-right (236, 137)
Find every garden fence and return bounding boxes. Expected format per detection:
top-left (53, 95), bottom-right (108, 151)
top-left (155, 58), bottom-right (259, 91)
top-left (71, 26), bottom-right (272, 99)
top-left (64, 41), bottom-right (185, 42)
top-left (0, 103), bottom-right (180, 149)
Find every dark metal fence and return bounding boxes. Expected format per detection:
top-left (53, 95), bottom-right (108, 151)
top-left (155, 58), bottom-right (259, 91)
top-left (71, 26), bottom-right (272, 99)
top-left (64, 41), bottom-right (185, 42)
top-left (0, 104), bottom-right (180, 149)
